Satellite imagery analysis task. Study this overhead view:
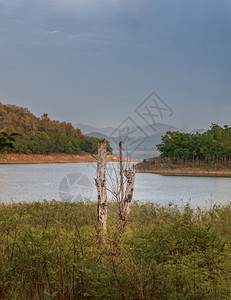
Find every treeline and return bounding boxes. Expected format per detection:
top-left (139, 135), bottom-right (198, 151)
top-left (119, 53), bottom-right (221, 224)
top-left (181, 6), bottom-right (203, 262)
top-left (0, 102), bottom-right (112, 154)
top-left (12, 133), bottom-right (109, 154)
top-left (157, 124), bottom-right (231, 162)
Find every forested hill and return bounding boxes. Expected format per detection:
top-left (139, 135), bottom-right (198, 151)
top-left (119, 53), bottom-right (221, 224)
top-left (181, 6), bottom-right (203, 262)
top-left (0, 102), bottom-right (112, 154)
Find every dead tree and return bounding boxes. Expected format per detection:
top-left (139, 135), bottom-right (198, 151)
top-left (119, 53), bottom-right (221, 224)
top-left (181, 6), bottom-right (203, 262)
top-left (119, 141), bottom-right (124, 221)
top-left (95, 141), bottom-right (107, 243)
top-left (123, 167), bottom-right (136, 222)
top-left (118, 141), bottom-right (136, 231)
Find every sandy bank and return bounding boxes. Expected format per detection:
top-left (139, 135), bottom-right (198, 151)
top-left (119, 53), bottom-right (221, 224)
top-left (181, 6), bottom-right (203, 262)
top-left (0, 153), bottom-right (122, 164)
top-left (137, 167), bottom-right (231, 177)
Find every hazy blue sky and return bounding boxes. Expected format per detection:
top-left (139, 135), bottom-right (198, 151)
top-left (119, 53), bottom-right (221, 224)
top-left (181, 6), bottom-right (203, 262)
top-left (0, 0), bottom-right (230, 130)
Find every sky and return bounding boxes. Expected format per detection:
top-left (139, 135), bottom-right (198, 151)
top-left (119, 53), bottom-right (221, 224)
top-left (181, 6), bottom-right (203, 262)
top-left (0, 0), bottom-right (230, 130)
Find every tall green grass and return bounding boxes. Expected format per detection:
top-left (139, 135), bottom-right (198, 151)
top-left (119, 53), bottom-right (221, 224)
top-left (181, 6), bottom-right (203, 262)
top-left (1, 200), bottom-right (231, 299)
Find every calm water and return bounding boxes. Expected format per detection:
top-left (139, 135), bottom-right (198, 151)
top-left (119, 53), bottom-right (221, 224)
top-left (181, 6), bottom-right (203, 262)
top-left (113, 150), bottom-right (158, 160)
top-left (1, 162), bottom-right (231, 208)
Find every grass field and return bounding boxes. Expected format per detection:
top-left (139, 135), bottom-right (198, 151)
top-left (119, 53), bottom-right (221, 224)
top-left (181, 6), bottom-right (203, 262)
top-left (1, 200), bottom-right (231, 299)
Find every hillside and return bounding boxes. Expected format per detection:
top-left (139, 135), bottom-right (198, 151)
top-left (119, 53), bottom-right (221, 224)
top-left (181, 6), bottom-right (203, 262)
top-left (0, 103), bottom-right (112, 155)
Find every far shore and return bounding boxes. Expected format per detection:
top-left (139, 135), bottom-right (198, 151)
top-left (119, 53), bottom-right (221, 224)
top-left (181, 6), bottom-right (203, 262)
top-left (137, 168), bottom-right (231, 177)
top-left (0, 153), bottom-right (128, 164)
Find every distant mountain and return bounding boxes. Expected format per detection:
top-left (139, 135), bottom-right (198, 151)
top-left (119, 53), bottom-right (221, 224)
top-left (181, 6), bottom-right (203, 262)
top-left (86, 132), bottom-right (108, 139)
top-left (76, 122), bottom-right (184, 136)
top-left (141, 124), bottom-right (179, 136)
top-left (105, 133), bottom-right (163, 152)
top-left (76, 123), bottom-right (115, 136)
top-left (76, 123), bottom-right (97, 134)
top-left (76, 122), bottom-right (206, 155)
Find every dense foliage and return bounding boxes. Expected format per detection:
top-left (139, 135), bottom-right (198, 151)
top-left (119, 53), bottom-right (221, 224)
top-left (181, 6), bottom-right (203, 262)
top-left (0, 132), bottom-right (20, 151)
top-left (0, 200), bottom-right (231, 299)
top-left (157, 124), bottom-right (231, 162)
top-left (0, 103), bottom-right (112, 154)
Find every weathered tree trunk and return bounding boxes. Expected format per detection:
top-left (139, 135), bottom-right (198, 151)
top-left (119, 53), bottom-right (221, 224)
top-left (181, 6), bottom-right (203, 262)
top-left (118, 166), bottom-right (136, 231)
top-left (119, 141), bottom-right (124, 218)
top-left (95, 141), bottom-right (107, 243)
top-left (123, 167), bottom-right (136, 222)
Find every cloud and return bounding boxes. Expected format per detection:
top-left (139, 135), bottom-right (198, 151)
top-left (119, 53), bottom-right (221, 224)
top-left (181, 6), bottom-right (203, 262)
top-left (46, 30), bottom-right (58, 35)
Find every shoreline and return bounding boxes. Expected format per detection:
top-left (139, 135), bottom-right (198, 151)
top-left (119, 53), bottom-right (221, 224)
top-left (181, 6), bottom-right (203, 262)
top-left (0, 153), bottom-right (123, 164)
top-left (137, 168), bottom-right (231, 177)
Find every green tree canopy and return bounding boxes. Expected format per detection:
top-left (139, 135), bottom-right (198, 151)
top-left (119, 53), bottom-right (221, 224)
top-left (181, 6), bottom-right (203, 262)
top-left (157, 124), bottom-right (231, 162)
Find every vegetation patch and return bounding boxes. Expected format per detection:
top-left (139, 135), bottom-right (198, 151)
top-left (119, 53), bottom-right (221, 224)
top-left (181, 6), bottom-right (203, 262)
top-left (138, 124), bottom-right (231, 174)
top-left (157, 124), bottom-right (231, 163)
top-left (1, 200), bottom-right (231, 299)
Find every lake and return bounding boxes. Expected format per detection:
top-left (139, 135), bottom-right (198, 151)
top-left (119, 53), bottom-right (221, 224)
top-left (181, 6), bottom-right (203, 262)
top-left (1, 162), bottom-right (231, 208)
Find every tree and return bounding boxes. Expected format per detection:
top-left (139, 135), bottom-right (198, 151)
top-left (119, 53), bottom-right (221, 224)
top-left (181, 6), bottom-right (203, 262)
top-left (157, 124), bottom-right (231, 164)
top-left (95, 141), bottom-right (107, 244)
top-left (0, 132), bottom-right (20, 151)
top-left (0, 102), bottom-right (113, 155)
top-left (95, 141), bottom-right (137, 243)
